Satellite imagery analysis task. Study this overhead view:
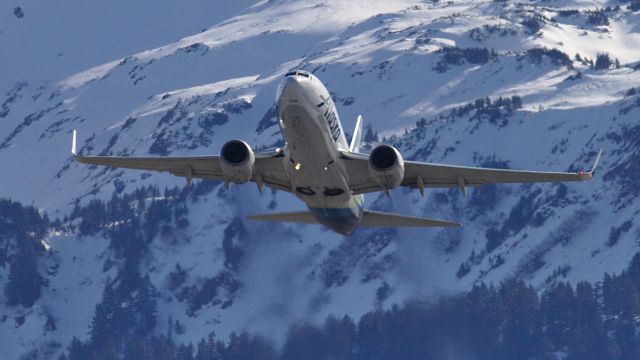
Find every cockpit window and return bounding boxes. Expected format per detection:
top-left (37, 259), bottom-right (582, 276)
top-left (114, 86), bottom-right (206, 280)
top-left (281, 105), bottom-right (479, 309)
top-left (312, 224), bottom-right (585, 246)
top-left (277, 71), bottom-right (312, 102)
top-left (284, 71), bottom-right (310, 78)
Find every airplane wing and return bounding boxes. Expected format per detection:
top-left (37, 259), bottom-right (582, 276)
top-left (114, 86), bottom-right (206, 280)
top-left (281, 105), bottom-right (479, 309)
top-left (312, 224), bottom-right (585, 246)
top-left (341, 149), bottom-right (602, 195)
top-left (71, 131), bottom-right (291, 192)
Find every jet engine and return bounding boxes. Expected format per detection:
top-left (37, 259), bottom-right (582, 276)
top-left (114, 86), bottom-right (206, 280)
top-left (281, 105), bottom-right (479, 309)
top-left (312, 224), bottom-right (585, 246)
top-left (220, 140), bottom-right (255, 184)
top-left (368, 144), bottom-right (405, 190)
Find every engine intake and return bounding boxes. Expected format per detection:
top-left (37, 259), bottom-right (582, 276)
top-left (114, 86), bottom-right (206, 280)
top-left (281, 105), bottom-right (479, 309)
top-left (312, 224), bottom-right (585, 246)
top-left (368, 144), bottom-right (405, 190)
top-left (220, 140), bottom-right (255, 184)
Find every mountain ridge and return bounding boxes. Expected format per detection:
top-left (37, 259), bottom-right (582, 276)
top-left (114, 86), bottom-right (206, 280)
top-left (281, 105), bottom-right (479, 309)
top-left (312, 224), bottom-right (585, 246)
top-left (1, 0), bottom-right (640, 358)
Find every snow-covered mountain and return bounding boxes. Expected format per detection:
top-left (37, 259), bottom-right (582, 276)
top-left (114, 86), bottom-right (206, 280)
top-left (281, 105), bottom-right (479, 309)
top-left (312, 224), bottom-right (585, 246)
top-left (2, 0), bottom-right (640, 358)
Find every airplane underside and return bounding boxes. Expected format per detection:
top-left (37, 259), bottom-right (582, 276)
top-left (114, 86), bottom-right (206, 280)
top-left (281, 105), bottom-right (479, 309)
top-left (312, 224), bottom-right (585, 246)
top-left (71, 69), bottom-right (598, 236)
top-left (278, 80), bottom-right (365, 235)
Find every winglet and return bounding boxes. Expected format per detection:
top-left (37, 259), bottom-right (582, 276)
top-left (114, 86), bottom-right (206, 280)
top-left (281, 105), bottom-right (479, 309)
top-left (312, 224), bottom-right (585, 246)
top-left (590, 148), bottom-right (603, 175)
top-left (578, 148), bottom-right (603, 180)
top-left (71, 130), bottom-right (78, 156)
top-left (349, 115), bottom-right (363, 153)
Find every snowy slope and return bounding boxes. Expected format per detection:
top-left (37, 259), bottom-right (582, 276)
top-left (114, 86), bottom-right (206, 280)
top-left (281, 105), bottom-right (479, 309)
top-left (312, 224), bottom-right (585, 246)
top-left (1, 0), bottom-right (640, 358)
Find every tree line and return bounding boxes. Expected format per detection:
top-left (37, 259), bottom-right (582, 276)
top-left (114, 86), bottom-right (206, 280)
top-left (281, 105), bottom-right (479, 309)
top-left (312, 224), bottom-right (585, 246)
top-left (4, 193), bottom-right (640, 359)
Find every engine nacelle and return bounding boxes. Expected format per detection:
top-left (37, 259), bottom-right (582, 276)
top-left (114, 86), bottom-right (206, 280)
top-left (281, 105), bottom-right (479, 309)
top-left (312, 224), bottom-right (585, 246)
top-left (220, 140), bottom-right (255, 184)
top-left (368, 144), bottom-right (405, 190)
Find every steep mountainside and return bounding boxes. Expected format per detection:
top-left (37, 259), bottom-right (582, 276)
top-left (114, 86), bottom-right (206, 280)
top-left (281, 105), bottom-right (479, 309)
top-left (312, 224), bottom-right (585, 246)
top-left (1, 0), bottom-right (640, 358)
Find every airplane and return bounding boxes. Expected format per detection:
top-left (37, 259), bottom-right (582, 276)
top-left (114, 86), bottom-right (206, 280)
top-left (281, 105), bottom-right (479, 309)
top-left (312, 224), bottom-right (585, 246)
top-left (71, 69), bottom-right (602, 236)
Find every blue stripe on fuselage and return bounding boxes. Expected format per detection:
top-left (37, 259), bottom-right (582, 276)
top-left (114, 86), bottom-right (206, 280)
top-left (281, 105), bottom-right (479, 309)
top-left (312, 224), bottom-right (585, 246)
top-left (308, 196), bottom-right (364, 235)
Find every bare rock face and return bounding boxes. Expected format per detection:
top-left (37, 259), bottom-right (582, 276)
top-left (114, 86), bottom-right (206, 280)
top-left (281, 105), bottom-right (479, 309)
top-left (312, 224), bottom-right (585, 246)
top-left (13, 6), bottom-right (24, 19)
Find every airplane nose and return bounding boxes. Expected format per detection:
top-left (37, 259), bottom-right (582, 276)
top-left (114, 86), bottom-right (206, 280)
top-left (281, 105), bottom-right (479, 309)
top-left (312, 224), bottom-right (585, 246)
top-left (282, 76), bottom-right (303, 98)
top-left (277, 76), bottom-right (307, 103)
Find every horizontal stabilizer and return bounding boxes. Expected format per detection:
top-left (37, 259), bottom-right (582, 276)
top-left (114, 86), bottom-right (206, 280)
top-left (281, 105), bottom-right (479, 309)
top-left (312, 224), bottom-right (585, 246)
top-left (360, 210), bottom-right (461, 228)
top-left (247, 211), bottom-right (318, 224)
top-left (247, 210), bottom-right (461, 228)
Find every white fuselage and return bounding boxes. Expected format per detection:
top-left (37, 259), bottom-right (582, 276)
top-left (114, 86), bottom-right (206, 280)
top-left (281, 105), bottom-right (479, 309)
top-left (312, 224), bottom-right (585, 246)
top-left (275, 71), bottom-right (364, 235)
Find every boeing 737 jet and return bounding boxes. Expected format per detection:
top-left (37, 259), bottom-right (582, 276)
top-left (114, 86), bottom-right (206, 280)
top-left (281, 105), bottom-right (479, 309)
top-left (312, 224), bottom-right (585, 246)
top-left (71, 70), bottom-right (601, 235)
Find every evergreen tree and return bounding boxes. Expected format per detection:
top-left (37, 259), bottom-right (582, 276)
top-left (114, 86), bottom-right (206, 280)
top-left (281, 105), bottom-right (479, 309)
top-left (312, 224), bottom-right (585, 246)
top-left (123, 337), bottom-right (148, 360)
top-left (145, 199), bottom-right (172, 241)
top-left (281, 324), bottom-right (328, 360)
top-left (363, 124), bottom-right (378, 143)
top-left (90, 283), bottom-right (133, 347)
top-left (499, 279), bottom-right (552, 360)
top-left (542, 282), bottom-right (575, 350)
top-left (618, 273), bottom-right (640, 318)
top-left (614, 312), bottom-right (639, 360)
top-left (133, 275), bottom-right (158, 336)
top-left (109, 217), bottom-right (145, 259)
top-left (465, 283), bottom-right (501, 359)
top-left (78, 199), bottom-right (106, 235)
top-left (511, 95), bottom-right (522, 109)
top-left (148, 336), bottom-right (177, 360)
top-left (602, 273), bottom-right (617, 316)
top-left (5, 240), bottom-right (46, 307)
top-left (595, 53), bottom-right (612, 70)
top-left (224, 332), bottom-right (276, 360)
top-left (175, 343), bottom-right (195, 360)
top-left (323, 315), bottom-right (356, 360)
top-left (356, 310), bottom-right (392, 360)
top-left (390, 303), bottom-right (433, 360)
top-left (627, 253), bottom-right (640, 289)
top-left (568, 282), bottom-right (610, 360)
top-left (2, 199), bottom-right (48, 308)
top-left (67, 337), bottom-right (91, 360)
top-left (195, 334), bottom-right (219, 360)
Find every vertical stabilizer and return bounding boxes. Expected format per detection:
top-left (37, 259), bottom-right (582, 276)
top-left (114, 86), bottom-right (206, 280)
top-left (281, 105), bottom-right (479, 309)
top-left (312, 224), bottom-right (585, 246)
top-left (349, 115), bottom-right (363, 153)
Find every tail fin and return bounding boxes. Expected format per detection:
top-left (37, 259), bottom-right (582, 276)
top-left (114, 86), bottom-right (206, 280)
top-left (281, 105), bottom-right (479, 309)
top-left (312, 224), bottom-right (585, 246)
top-left (361, 210), bottom-right (461, 228)
top-left (247, 211), bottom-right (318, 224)
top-left (349, 115), bottom-right (363, 153)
